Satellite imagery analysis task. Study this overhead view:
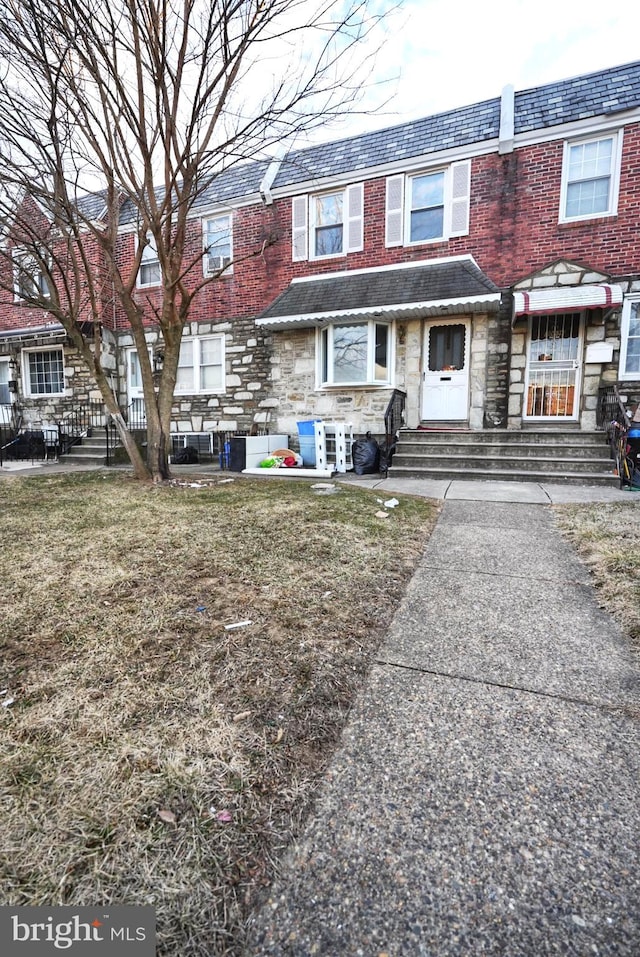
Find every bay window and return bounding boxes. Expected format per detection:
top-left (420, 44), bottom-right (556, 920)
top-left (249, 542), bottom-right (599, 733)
top-left (318, 320), bottom-right (392, 386)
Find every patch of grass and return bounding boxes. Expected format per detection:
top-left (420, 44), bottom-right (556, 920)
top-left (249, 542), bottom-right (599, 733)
top-left (554, 501), bottom-right (640, 645)
top-left (0, 472), bottom-right (439, 955)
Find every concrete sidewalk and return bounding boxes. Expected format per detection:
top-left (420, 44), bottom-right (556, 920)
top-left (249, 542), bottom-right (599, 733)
top-left (246, 499), bottom-right (640, 956)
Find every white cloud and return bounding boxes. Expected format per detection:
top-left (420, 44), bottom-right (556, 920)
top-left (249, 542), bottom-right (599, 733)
top-left (316, 0), bottom-right (640, 141)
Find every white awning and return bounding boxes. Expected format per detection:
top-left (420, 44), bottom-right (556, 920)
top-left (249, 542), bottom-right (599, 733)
top-left (256, 294), bottom-right (502, 330)
top-left (513, 284), bottom-right (623, 316)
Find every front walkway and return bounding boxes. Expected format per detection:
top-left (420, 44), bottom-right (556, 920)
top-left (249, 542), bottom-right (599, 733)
top-left (246, 497), bottom-right (640, 956)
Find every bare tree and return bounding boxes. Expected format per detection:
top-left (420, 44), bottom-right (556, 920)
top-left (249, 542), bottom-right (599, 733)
top-left (0, 0), bottom-right (387, 480)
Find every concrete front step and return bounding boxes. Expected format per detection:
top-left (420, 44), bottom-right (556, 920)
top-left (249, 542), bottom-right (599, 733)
top-left (389, 428), bottom-right (618, 487)
top-left (396, 441), bottom-right (608, 460)
top-left (388, 464), bottom-right (620, 487)
top-left (62, 437), bottom-right (109, 465)
top-left (406, 429), bottom-right (607, 446)
top-left (392, 453), bottom-right (615, 475)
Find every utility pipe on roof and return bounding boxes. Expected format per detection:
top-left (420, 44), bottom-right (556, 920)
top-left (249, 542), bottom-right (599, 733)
top-left (499, 84), bottom-right (515, 155)
top-left (259, 147), bottom-right (286, 205)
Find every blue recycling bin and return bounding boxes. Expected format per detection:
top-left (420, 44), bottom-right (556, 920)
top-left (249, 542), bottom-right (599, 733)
top-left (297, 420), bottom-right (321, 467)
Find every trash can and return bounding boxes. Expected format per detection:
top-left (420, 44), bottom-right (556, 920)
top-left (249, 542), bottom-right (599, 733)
top-left (627, 426), bottom-right (640, 467)
top-left (297, 420), bottom-right (321, 467)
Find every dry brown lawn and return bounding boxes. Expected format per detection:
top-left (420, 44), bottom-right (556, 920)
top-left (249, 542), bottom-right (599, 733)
top-left (2, 472), bottom-right (638, 956)
top-left (554, 500), bottom-right (640, 646)
top-left (0, 471), bottom-right (439, 956)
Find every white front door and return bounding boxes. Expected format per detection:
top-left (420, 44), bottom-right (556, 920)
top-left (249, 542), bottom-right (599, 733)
top-left (524, 313), bottom-right (583, 420)
top-left (422, 320), bottom-right (470, 421)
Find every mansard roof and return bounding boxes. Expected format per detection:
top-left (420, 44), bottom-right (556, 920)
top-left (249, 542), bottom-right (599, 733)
top-left (272, 99), bottom-right (500, 188)
top-left (256, 257), bottom-right (501, 329)
top-left (74, 58), bottom-right (640, 223)
top-left (273, 60), bottom-right (640, 189)
top-left (514, 60), bottom-right (640, 134)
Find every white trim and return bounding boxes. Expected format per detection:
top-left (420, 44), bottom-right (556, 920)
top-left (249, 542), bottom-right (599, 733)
top-left (21, 344), bottom-right (65, 398)
top-left (316, 318), bottom-right (395, 388)
top-left (256, 292), bottom-right (501, 329)
top-left (559, 129), bottom-right (623, 224)
top-left (136, 231), bottom-right (161, 288)
top-left (202, 213), bottom-right (233, 277)
top-left (619, 295), bottom-right (640, 381)
top-left (175, 334), bottom-right (226, 395)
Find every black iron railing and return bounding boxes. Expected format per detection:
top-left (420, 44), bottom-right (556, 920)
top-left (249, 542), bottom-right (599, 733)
top-left (381, 389), bottom-right (406, 474)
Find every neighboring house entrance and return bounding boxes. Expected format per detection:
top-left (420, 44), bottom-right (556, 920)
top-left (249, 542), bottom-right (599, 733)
top-left (422, 319), bottom-right (470, 421)
top-left (0, 357), bottom-right (10, 424)
top-left (127, 349), bottom-right (147, 424)
top-left (524, 313), bottom-right (582, 420)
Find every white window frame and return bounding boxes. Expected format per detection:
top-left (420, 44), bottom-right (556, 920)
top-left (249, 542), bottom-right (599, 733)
top-left (175, 334), bottom-right (225, 394)
top-left (0, 357), bottom-right (10, 406)
top-left (619, 295), bottom-right (640, 382)
top-left (316, 319), bottom-right (394, 388)
top-left (385, 160), bottom-right (471, 248)
top-left (137, 231), bottom-right (161, 288)
top-left (292, 183), bottom-right (364, 262)
top-left (559, 131), bottom-right (622, 223)
top-left (22, 346), bottom-right (65, 397)
top-left (13, 248), bottom-right (50, 302)
top-left (203, 214), bottom-right (233, 276)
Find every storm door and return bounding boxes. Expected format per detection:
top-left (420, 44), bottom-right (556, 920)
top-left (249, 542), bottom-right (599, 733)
top-left (421, 320), bottom-right (470, 421)
top-left (524, 313), bottom-right (582, 420)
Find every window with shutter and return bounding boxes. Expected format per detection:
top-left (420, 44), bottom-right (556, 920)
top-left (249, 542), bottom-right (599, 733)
top-left (385, 176), bottom-right (404, 247)
top-left (346, 183), bottom-right (364, 253)
top-left (292, 184), bottom-right (364, 261)
top-left (292, 195), bottom-right (308, 261)
top-left (386, 161), bottom-right (472, 246)
top-left (449, 160), bottom-right (471, 236)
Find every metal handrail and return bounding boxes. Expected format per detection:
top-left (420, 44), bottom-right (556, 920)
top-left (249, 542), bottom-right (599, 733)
top-left (381, 388), bottom-right (406, 475)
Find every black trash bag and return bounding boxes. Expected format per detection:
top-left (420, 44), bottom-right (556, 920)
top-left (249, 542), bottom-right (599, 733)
top-left (352, 432), bottom-right (380, 475)
top-left (173, 445), bottom-right (199, 464)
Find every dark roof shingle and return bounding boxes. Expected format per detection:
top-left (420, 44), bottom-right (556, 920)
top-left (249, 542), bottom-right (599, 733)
top-left (258, 259), bottom-right (500, 324)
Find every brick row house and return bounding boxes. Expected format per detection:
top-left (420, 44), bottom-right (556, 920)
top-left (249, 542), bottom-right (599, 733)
top-left (1, 60), bottom-right (639, 477)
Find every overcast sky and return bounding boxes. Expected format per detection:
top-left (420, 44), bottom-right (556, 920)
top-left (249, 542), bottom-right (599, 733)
top-left (321, 0), bottom-right (640, 140)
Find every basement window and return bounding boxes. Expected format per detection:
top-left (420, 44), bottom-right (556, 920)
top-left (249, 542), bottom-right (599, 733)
top-left (24, 347), bottom-right (65, 396)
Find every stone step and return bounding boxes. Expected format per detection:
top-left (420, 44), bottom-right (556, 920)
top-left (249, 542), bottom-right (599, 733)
top-left (404, 429), bottom-right (607, 446)
top-left (396, 441), bottom-right (609, 460)
top-left (388, 428), bottom-right (618, 487)
top-left (388, 464), bottom-right (620, 487)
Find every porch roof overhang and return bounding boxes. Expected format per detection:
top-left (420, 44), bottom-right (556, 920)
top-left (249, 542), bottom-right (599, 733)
top-left (0, 322), bottom-right (65, 344)
top-left (256, 258), bottom-right (502, 331)
top-left (513, 284), bottom-right (623, 317)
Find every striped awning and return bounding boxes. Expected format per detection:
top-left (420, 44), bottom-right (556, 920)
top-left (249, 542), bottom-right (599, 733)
top-left (513, 284), bottom-right (623, 316)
